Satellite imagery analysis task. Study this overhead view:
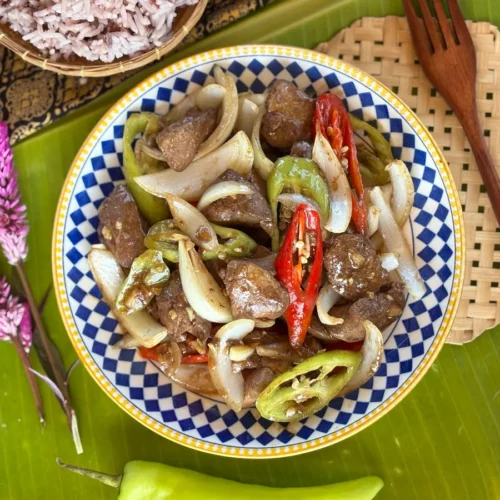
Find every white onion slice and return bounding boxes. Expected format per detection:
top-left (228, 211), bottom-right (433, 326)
top-left (166, 194), bottom-right (218, 252)
top-left (251, 106), bottom-right (274, 180)
top-left (139, 142), bottom-right (168, 162)
top-left (87, 247), bottom-right (168, 348)
top-left (207, 319), bottom-right (255, 412)
top-left (387, 160), bottom-right (414, 226)
top-left (312, 132), bottom-right (352, 233)
top-left (195, 67), bottom-right (238, 160)
top-left (197, 181), bottom-right (254, 212)
top-left (162, 83), bottom-right (225, 125)
top-left (367, 205), bottom-right (380, 237)
top-left (236, 97), bottom-right (259, 138)
top-left (370, 187), bottom-right (426, 299)
top-left (170, 364), bottom-right (219, 398)
top-left (239, 92), bottom-right (267, 107)
top-left (340, 320), bottom-right (383, 396)
top-left (277, 193), bottom-right (322, 221)
top-left (195, 83), bottom-right (226, 111)
top-left (178, 239), bottom-right (233, 323)
top-left (135, 131), bottom-right (254, 202)
top-left (380, 253), bottom-right (399, 272)
top-left (316, 284), bottom-right (343, 326)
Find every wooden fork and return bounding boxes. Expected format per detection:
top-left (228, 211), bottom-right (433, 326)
top-left (403, 0), bottom-right (500, 225)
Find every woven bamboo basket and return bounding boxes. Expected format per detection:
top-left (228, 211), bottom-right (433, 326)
top-left (0, 0), bottom-right (207, 78)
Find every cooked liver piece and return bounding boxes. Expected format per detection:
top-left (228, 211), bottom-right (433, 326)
top-left (201, 169), bottom-right (273, 235)
top-left (323, 233), bottom-right (388, 300)
top-left (261, 80), bottom-right (315, 149)
top-left (224, 260), bottom-right (289, 321)
top-left (156, 107), bottom-right (218, 171)
top-left (290, 140), bottom-right (313, 158)
top-left (98, 185), bottom-right (148, 268)
top-left (308, 282), bottom-right (406, 342)
top-left (149, 271), bottom-right (211, 343)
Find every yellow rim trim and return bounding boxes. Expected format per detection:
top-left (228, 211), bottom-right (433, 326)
top-left (52, 45), bottom-right (465, 459)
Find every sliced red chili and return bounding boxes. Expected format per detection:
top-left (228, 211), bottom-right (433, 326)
top-left (139, 346), bottom-right (208, 364)
top-left (313, 93), bottom-right (367, 234)
top-left (275, 203), bottom-right (323, 348)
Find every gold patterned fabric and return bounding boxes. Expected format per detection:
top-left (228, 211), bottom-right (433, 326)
top-left (0, 0), bottom-right (272, 144)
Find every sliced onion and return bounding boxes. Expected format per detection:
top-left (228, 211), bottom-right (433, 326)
top-left (114, 334), bottom-right (142, 349)
top-left (140, 142), bottom-right (168, 162)
top-left (135, 131), bottom-right (254, 202)
top-left (178, 239), bottom-right (233, 323)
top-left (236, 97), bottom-right (259, 138)
top-left (387, 160), bottom-right (414, 226)
top-left (195, 66), bottom-right (238, 160)
top-left (170, 364), bottom-right (220, 398)
top-left (312, 131), bottom-right (352, 233)
top-left (367, 205), bottom-right (380, 237)
top-left (207, 319), bottom-right (255, 411)
top-left (195, 83), bottom-right (226, 111)
top-left (197, 181), bottom-right (254, 212)
top-left (277, 193), bottom-right (322, 222)
top-left (380, 253), bottom-right (399, 272)
top-left (370, 187), bottom-right (426, 299)
top-left (158, 342), bottom-right (182, 376)
top-left (340, 320), bottom-right (383, 396)
top-left (166, 194), bottom-right (218, 252)
top-left (87, 247), bottom-right (168, 348)
top-left (251, 106), bottom-right (274, 180)
top-left (162, 83), bottom-right (225, 125)
top-left (239, 92), bottom-right (267, 107)
top-left (316, 283), bottom-right (344, 326)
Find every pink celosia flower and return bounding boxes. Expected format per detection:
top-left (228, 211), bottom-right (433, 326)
top-left (0, 122), bottom-right (29, 265)
top-left (0, 276), bottom-right (25, 341)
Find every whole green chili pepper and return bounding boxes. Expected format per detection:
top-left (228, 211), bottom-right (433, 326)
top-left (145, 220), bottom-right (257, 262)
top-left (123, 113), bottom-right (168, 224)
top-left (115, 249), bottom-right (170, 314)
top-left (57, 458), bottom-right (383, 500)
top-left (256, 350), bottom-right (362, 422)
top-left (267, 156), bottom-right (330, 251)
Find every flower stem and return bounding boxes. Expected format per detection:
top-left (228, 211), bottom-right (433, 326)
top-left (11, 333), bottom-right (45, 425)
top-left (15, 261), bottom-right (74, 427)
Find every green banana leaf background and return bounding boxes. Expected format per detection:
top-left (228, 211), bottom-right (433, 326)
top-left (0, 0), bottom-right (499, 498)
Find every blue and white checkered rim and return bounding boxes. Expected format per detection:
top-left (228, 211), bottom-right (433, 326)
top-left (53, 46), bottom-right (464, 458)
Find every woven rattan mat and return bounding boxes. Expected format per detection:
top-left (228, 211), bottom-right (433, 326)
top-left (317, 17), bottom-right (500, 344)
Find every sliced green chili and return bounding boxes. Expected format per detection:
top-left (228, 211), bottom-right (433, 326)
top-left (256, 350), bottom-right (362, 422)
top-left (123, 113), bottom-right (168, 224)
top-left (267, 156), bottom-right (330, 251)
top-left (115, 249), bottom-right (170, 314)
top-left (145, 220), bottom-right (257, 262)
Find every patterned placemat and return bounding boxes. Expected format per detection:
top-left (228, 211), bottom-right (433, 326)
top-left (0, 0), bottom-right (273, 144)
top-left (317, 16), bottom-right (500, 345)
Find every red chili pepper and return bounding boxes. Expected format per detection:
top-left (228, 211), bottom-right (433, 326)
top-left (313, 94), bottom-right (367, 234)
top-left (181, 354), bottom-right (208, 364)
top-left (275, 204), bottom-right (323, 348)
top-left (139, 346), bottom-right (208, 364)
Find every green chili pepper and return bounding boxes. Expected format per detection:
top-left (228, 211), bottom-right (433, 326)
top-left (123, 113), bottom-right (168, 224)
top-left (256, 350), bottom-right (362, 422)
top-left (267, 156), bottom-right (330, 251)
top-left (135, 115), bottom-right (164, 175)
top-left (144, 219), bottom-right (185, 262)
top-left (58, 458), bottom-right (383, 500)
top-left (145, 220), bottom-right (257, 262)
top-left (357, 144), bottom-right (390, 187)
top-left (115, 249), bottom-right (170, 314)
top-left (202, 223), bottom-right (258, 260)
top-left (348, 114), bottom-right (393, 165)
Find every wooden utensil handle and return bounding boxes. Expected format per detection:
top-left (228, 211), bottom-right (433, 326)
top-left (461, 111), bottom-right (500, 226)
